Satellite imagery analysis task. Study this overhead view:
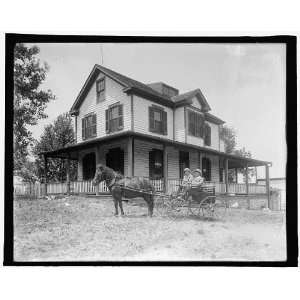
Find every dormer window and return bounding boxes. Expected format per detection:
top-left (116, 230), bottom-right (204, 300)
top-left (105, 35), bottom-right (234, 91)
top-left (96, 77), bottom-right (105, 103)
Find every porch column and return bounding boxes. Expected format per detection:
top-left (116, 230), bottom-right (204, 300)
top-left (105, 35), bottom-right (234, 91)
top-left (265, 164), bottom-right (270, 209)
top-left (127, 137), bottom-right (134, 177)
top-left (224, 158), bottom-right (229, 194)
top-left (95, 145), bottom-right (101, 195)
top-left (245, 163), bottom-right (249, 195)
top-left (198, 151), bottom-right (202, 170)
top-left (235, 168), bottom-right (238, 183)
top-left (66, 155), bottom-right (70, 196)
top-left (245, 163), bottom-right (250, 209)
top-left (163, 144), bottom-right (168, 193)
top-left (44, 155), bottom-right (48, 196)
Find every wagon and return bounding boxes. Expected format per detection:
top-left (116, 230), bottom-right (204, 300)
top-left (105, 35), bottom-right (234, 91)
top-left (156, 182), bottom-right (227, 219)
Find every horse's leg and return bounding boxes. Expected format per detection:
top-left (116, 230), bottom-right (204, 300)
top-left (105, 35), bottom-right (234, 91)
top-left (118, 192), bottom-right (125, 216)
top-left (144, 194), bottom-right (154, 217)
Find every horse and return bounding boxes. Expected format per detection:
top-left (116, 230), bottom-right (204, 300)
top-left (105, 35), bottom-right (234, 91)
top-left (92, 164), bottom-right (155, 217)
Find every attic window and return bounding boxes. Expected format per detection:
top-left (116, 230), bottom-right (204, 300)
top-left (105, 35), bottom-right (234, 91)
top-left (96, 77), bottom-right (105, 103)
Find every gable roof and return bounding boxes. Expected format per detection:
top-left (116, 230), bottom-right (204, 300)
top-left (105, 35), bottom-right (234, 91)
top-left (172, 89), bottom-right (211, 112)
top-left (70, 64), bottom-right (175, 114)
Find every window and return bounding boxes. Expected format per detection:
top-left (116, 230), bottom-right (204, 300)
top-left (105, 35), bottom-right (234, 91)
top-left (204, 123), bottom-right (211, 146)
top-left (188, 110), bottom-right (204, 138)
top-left (96, 77), bottom-right (105, 102)
top-left (149, 106), bottom-right (167, 135)
top-left (82, 114), bottom-right (97, 140)
top-left (202, 157), bottom-right (211, 181)
top-left (105, 104), bottom-right (123, 133)
top-left (149, 149), bottom-right (163, 179)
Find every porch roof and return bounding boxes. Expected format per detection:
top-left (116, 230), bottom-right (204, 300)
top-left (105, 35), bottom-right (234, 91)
top-left (40, 131), bottom-right (271, 168)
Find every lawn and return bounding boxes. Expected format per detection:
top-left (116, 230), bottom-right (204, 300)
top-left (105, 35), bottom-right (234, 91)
top-left (14, 195), bottom-right (286, 261)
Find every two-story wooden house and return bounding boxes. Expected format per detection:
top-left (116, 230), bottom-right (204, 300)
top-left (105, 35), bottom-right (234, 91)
top-left (42, 64), bottom-right (271, 199)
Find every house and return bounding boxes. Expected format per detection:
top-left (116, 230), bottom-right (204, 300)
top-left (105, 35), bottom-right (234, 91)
top-left (42, 64), bottom-right (271, 199)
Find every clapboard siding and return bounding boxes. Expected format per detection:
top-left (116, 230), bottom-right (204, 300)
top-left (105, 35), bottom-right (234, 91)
top-left (134, 139), bottom-right (163, 177)
top-left (133, 95), bottom-right (173, 140)
top-left (202, 153), bottom-right (220, 182)
top-left (166, 146), bottom-right (179, 178)
top-left (174, 106), bottom-right (185, 142)
top-left (204, 121), bottom-right (220, 151)
top-left (76, 72), bottom-right (131, 143)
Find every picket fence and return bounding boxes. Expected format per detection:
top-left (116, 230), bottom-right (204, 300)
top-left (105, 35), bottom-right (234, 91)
top-left (14, 178), bottom-right (266, 197)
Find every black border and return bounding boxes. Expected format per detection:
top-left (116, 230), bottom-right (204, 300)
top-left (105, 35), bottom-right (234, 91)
top-left (4, 34), bottom-right (298, 266)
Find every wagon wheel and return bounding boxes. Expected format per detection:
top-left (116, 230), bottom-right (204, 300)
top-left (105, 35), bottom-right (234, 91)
top-left (169, 192), bottom-right (186, 212)
top-left (188, 195), bottom-right (201, 216)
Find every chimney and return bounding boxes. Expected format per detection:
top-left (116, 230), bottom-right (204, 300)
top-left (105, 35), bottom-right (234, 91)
top-left (147, 82), bottom-right (179, 98)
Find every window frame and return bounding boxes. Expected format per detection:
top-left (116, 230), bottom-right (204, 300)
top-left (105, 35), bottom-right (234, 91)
top-left (187, 109), bottom-right (204, 138)
top-left (149, 105), bottom-right (167, 135)
top-left (105, 103), bottom-right (124, 134)
top-left (82, 113), bottom-right (97, 140)
top-left (96, 77), bottom-right (105, 103)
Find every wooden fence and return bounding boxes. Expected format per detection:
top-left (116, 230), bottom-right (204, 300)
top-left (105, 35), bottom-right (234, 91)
top-left (14, 179), bottom-right (267, 197)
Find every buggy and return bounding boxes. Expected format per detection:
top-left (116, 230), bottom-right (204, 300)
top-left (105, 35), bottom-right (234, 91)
top-left (157, 182), bottom-right (227, 219)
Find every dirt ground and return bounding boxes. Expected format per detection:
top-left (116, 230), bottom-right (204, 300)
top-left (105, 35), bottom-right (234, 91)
top-left (14, 196), bottom-right (286, 261)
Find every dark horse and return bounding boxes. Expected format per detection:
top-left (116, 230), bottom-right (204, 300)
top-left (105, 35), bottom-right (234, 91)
top-left (92, 164), bottom-right (155, 216)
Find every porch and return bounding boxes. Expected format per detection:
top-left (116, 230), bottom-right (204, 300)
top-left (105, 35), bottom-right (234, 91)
top-left (40, 131), bottom-right (271, 205)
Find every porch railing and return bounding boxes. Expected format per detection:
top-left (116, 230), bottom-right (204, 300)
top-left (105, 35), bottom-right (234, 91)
top-left (14, 178), bottom-right (267, 197)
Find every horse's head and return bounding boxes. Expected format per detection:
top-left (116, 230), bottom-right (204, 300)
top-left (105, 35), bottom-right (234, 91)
top-left (92, 164), bottom-right (106, 185)
top-left (92, 164), bottom-right (119, 186)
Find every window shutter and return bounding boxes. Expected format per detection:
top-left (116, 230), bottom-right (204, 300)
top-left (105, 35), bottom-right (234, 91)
top-left (188, 111), bottom-right (192, 135)
top-left (118, 105), bottom-right (123, 129)
top-left (105, 109), bottom-right (109, 133)
top-left (149, 107), bottom-right (154, 132)
top-left (199, 115), bottom-right (204, 138)
top-left (162, 111), bottom-right (167, 135)
top-left (207, 125), bottom-right (211, 146)
top-left (92, 114), bottom-right (97, 136)
top-left (82, 118), bottom-right (85, 140)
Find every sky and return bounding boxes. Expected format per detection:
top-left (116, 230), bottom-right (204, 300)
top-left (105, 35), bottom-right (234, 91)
top-left (29, 43), bottom-right (286, 179)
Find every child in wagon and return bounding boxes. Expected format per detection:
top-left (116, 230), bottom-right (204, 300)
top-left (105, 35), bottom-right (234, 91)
top-left (191, 169), bottom-right (204, 189)
top-left (177, 168), bottom-right (193, 199)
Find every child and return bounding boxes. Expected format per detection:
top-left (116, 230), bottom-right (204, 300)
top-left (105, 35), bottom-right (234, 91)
top-left (191, 169), bottom-right (204, 188)
top-left (177, 168), bottom-right (193, 197)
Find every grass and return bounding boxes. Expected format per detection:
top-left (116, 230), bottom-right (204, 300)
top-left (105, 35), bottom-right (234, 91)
top-left (14, 195), bottom-right (286, 261)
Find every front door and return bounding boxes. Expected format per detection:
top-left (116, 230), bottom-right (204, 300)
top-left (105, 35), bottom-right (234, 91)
top-left (106, 147), bottom-right (124, 174)
top-left (82, 152), bottom-right (96, 180)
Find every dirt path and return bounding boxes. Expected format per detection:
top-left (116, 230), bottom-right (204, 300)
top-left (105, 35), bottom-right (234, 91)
top-left (14, 196), bottom-right (286, 261)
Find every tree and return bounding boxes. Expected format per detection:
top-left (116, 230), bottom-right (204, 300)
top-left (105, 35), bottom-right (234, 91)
top-left (220, 125), bottom-right (237, 154)
top-left (14, 43), bottom-right (55, 170)
top-left (33, 113), bottom-right (77, 182)
top-left (18, 161), bottom-right (38, 183)
top-left (234, 147), bottom-right (256, 182)
top-left (220, 126), bottom-right (255, 182)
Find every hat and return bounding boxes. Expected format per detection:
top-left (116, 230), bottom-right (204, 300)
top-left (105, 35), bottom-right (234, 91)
top-left (193, 169), bottom-right (202, 174)
top-left (184, 168), bottom-right (191, 172)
